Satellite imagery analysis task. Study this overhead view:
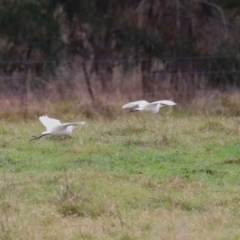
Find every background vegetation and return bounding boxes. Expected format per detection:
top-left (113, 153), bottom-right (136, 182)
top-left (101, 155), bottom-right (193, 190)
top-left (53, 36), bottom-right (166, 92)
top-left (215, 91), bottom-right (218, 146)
top-left (1, 0), bottom-right (240, 108)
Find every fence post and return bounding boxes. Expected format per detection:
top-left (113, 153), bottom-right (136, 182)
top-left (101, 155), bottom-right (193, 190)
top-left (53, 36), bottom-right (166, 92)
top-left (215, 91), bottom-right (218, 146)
top-left (82, 61), bottom-right (95, 102)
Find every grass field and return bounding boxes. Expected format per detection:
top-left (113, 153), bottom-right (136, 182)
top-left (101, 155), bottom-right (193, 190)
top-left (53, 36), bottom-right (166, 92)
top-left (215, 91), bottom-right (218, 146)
top-left (1, 108), bottom-right (240, 239)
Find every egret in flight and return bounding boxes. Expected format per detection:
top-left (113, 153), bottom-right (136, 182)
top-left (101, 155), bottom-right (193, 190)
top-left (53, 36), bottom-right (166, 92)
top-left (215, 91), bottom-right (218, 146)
top-left (122, 100), bottom-right (176, 114)
top-left (30, 115), bottom-right (85, 141)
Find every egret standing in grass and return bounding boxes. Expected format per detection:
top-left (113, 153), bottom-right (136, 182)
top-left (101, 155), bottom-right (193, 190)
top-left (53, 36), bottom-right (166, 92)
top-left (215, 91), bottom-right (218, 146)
top-left (30, 115), bottom-right (85, 141)
top-left (122, 100), bottom-right (176, 114)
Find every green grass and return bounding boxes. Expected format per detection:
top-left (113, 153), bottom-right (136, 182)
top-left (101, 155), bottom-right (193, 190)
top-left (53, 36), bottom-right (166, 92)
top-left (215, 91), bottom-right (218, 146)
top-left (1, 114), bottom-right (240, 239)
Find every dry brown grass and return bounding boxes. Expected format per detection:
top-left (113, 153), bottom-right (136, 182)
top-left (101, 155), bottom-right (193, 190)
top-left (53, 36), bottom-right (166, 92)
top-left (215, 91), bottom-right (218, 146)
top-left (1, 89), bottom-right (240, 123)
top-left (1, 63), bottom-right (240, 121)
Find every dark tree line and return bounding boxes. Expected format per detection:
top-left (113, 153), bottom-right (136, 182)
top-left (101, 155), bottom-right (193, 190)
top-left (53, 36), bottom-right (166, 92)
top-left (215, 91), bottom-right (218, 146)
top-left (1, 0), bottom-right (240, 96)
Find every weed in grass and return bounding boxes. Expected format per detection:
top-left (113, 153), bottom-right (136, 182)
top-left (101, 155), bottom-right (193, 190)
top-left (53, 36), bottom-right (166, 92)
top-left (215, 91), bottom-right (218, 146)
top-left (140, 177), bottom-right (161, 190)
top-left (223, 157), bottom-right (240, 164)
top-left (73, 232), bottom-right (94, 240)
top-left (201, 118), bottom-right (232, 133)
top-left (113, 124), bottom-right (147, 136)
top-left (123, 138), bottom-right (148, 147)
top-left (158, 154), bottom-right (180, 163)
top-left (180, 167), bottom-right (227, 181)
top-left (119, 234), bottom-right (138, 240)
top-left (0, 153), bottom-right (9, 168)
top-left (55, 169), bottom-right (109, 218)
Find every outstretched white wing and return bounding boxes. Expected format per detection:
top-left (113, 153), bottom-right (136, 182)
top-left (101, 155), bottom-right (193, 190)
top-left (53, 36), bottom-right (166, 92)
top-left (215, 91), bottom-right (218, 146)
top-left (52, 121), bottom-right (85, 131)
top-left (39, 115), bottom-right (61, 130)
top-left (150, 100), bottom-right (177, 106)
top-left (122, 100), bottom-right (149, 108)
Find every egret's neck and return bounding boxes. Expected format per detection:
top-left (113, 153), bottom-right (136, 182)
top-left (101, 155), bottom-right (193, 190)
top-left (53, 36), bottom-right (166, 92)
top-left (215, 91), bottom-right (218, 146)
top-left (154, 103), bottom-right (162, 113)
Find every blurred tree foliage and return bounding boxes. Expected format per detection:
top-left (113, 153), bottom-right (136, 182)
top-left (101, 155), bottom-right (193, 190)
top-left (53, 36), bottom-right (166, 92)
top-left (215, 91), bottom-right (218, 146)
top-left (0, 0), bottom-right (240, 93)
top-left (0, 0), bottom-right (63, 74)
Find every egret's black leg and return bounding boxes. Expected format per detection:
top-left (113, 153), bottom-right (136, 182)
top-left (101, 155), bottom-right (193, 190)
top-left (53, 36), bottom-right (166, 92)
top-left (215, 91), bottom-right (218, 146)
top-left (30, 134), bottom-right (48, 141)
top-left (128, 109), bottom-right (139, 113)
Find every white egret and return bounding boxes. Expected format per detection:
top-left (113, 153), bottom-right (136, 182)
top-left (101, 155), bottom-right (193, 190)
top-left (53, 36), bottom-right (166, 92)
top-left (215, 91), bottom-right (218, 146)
top-left (30, 115), bottom-right (85, 141)
top-left (122, 100), bottom-right (176, 114)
